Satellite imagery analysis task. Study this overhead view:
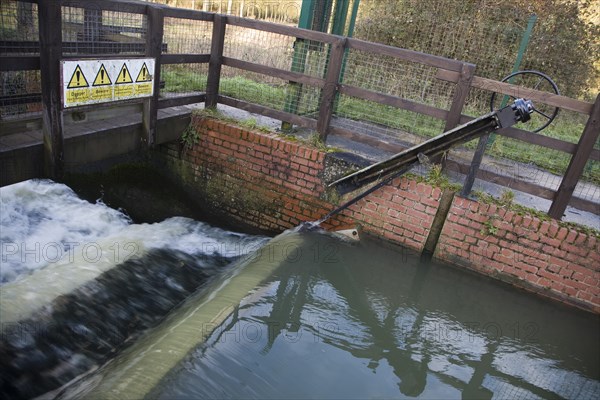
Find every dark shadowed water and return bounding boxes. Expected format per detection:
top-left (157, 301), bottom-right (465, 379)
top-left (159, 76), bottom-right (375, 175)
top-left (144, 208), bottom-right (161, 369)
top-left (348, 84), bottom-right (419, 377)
top-left (150, 232), bottom-right (600, 399)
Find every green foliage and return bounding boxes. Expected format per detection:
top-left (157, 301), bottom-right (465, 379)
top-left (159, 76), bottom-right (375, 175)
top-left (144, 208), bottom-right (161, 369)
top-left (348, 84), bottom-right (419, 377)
top-left (180, 124), bottom-right (200, 153)
top-left (481, 217), bottom-right (500, 236)
top-left (498, 189), bottom-right (515, 207)
top-left (356, 0), bottom-right (599, 100)
top-left (307, 132), bottom-right (328, 151)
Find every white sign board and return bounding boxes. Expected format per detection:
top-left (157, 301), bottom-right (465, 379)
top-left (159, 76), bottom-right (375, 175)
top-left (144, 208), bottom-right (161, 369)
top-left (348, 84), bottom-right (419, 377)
top-left (61, 58), bottom-right (155, 108)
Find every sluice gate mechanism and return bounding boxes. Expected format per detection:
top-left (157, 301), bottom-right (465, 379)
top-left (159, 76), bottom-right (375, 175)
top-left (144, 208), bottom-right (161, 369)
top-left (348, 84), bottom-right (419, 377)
top-left (320, 97), bottom-right (550, 224)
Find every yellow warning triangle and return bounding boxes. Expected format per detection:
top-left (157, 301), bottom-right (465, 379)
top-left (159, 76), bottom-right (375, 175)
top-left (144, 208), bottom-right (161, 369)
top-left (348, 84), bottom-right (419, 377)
top-left (93, 64), bottom-right (112, 86)
top-left (135, 62), bottom-right (152, 82)
top-left (115, 63), bottom-right (133, 84)
top-left (67, 65), bottom-right (89, 88)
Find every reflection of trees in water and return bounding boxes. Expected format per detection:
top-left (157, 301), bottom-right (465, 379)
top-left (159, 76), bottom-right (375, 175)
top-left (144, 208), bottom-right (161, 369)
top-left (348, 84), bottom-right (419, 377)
top-left (209, 247), bottom-right (585, 399)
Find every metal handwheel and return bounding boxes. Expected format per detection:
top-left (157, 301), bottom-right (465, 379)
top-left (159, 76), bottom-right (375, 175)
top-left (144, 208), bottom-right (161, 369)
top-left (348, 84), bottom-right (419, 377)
top-left (489, 70), bottom-right (560, 132)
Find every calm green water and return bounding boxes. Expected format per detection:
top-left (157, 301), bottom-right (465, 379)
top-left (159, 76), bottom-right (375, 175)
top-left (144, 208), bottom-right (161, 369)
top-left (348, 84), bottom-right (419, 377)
top-left (150, 232), bottom-right (600, 399)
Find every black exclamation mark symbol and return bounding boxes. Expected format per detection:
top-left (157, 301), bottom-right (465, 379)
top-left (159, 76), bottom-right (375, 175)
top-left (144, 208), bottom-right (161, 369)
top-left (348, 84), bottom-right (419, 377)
top-left (76, 70), bottom-right (81, 85)
top-left (142, 66), bottom-right (146, 80)
top-left (100, 69), bottom-right (104, 83)
top-left (123, 68), bottom-right (126, 81)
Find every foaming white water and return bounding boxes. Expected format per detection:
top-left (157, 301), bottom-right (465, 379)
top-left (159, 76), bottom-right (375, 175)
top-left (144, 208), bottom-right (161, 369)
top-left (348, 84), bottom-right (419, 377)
top-left (0, 179), bottom-right (268, 323)
top-left (1, 179), bottom-right (131, 284)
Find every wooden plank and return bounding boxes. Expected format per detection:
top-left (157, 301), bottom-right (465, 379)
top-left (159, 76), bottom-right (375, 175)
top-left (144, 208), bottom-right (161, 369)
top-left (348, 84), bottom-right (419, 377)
top-left (38, 1), bottom-right (64, 179)
top-left (0, 56), bottom-right (40, 71)
top-left (218, 96), bottom-right (318, 129)
top-left (162, 54), bottom-right (210, 64)
top-left (0, 93), bottom-right (41, 107)
top-left (63, 21), bottom-right (146, 34)
top-left (548, 93), bottom-right (600, 219)
top-left (161, 8), bottom-right (214, 21)
top-left (142, 5), bottom-right (164, 148)
top-left (458, 114), bottom-right (580, 155)
top-left (317, 38), bottom-right (347, 141)
top-left (228, 17), bottom-right (340, 44)
top-left (347, 38), bottom-right (465, 72)
top-left (460, 132), bottom-right (491, 197)
top-left (206, 14), bottom-right (227, 108)
top-left (445, 63), bottom-right (476, 131)
top-left (446, 158), bottom-right (558, 200)
top-left (569, 196), bottom-right (600, 216)
top-left (339, 84), bottom-right (448, 120)
top-left (61, 0), bottom-right (147, 14)
top-left (223, 57), bottom-right (326, 87)
top-left (0, 40), bottom-right (167, 54)
top-left (437, 69), bottom-right (593, 115)
top-left (158, 94), bottom-right (206, 109)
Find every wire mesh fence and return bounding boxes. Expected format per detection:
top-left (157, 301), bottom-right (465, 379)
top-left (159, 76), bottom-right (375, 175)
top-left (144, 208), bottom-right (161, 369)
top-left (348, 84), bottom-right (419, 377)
top-left (163, 16), bottom-right (212, 54)
top-left (160, 17), bottom-right (212, 96)
top-left (161, 63), bottom-right (209, 93)
top-left (0, 1), bottom-right (41, 119)
top-left (0, 0), bottom-right (39, 53)
top-left (61, 6), bottom-right (147, 56)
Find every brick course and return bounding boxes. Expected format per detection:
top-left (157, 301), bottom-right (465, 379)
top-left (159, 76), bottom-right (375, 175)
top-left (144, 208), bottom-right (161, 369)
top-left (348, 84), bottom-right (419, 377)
top-left (435, 195), bottom-right (600, 313)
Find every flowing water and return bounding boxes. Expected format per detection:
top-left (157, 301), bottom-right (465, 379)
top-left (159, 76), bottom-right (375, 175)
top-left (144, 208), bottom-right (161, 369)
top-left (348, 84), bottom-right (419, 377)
top-left (1, 180), bottom-right (599, 399)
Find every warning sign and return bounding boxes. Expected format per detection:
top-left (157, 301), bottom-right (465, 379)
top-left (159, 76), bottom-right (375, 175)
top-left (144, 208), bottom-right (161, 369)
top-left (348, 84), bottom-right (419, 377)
top-left (115, 63), bottom-right (133, 84)
top-left (62, 58), bottom-right (155, 108)
top-left (93, 64), bottom-right (112, 86)
top-left (136, 63), bottom-right (152, 82)
top-left (67, 65), bottom-right (89, 88)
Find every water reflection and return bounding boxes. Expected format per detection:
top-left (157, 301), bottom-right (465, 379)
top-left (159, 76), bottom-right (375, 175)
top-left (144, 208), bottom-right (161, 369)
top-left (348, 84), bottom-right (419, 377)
top-left (154, 232), bottom-right (600, 399)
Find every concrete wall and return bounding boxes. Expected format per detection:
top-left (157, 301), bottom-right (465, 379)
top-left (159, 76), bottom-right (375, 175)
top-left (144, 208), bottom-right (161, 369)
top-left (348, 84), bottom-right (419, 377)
top-left (152, 116), bottom-right (600, 314)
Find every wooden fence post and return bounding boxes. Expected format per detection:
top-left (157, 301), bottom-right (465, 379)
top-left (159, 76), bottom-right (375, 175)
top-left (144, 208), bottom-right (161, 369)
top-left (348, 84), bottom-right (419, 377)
top-left (445, 63), bottom-right (476, 131)
top-left (143, 5), bottom-right (164, 148)
top-left (38, 0), bottom-right (64, 179)
top-left (435, 62), bottom-right (475, 165)
top-left (548, 93), bottom-right (600, 219)
top-left (317, 37), bottom-right (347, 142)
top-left (460, 132), bottom-right (490, 197)
top-left (206, 14), bottom-right (227, 108)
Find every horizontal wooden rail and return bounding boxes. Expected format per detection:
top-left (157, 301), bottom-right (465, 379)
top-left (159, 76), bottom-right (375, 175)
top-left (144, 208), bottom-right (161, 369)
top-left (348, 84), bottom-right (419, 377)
top-left (63, 21), bottom-right (146, 34)
top-left (61, 0), bottom-right (147, 14)
top-left (339, 84), bottom-right (448, 120)
top-left (223, 57), bottom-right (326, 87)
top-left (347, 38), bottom-right (467, 72)
top-left (0, 93), bottom-right (41, 107)
top-left (458, 115), bottom-right (599, 161)
top-left (161, 54), bottom-right (210, 64)
top-left (437, 69), bottom-right (593, 115)
top-left (0, 56), bottom-right (40, 71)
top-left (228, 17), bottom-right (341, 44)
top-left (1, 40), bottom-right (167, 54)
top-left (161, 8), bottom-right (214, 21)
top-left (218, 95), bottom-right (318, 129)
top-left (158, 93), bottom-right (206, 109)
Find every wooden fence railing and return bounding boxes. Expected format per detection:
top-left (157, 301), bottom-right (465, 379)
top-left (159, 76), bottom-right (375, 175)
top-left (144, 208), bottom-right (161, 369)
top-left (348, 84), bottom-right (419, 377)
top-left (1, 0), bottom-right (598, 219)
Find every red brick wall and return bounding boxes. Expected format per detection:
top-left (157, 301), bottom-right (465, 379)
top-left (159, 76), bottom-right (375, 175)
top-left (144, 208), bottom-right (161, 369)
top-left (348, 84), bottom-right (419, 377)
top-left (435, 196), bottom-right (600, 313)
top-left (155, 116), bottom-right (599, 313)
top-left (156, 117), bottom-right (441, 253)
